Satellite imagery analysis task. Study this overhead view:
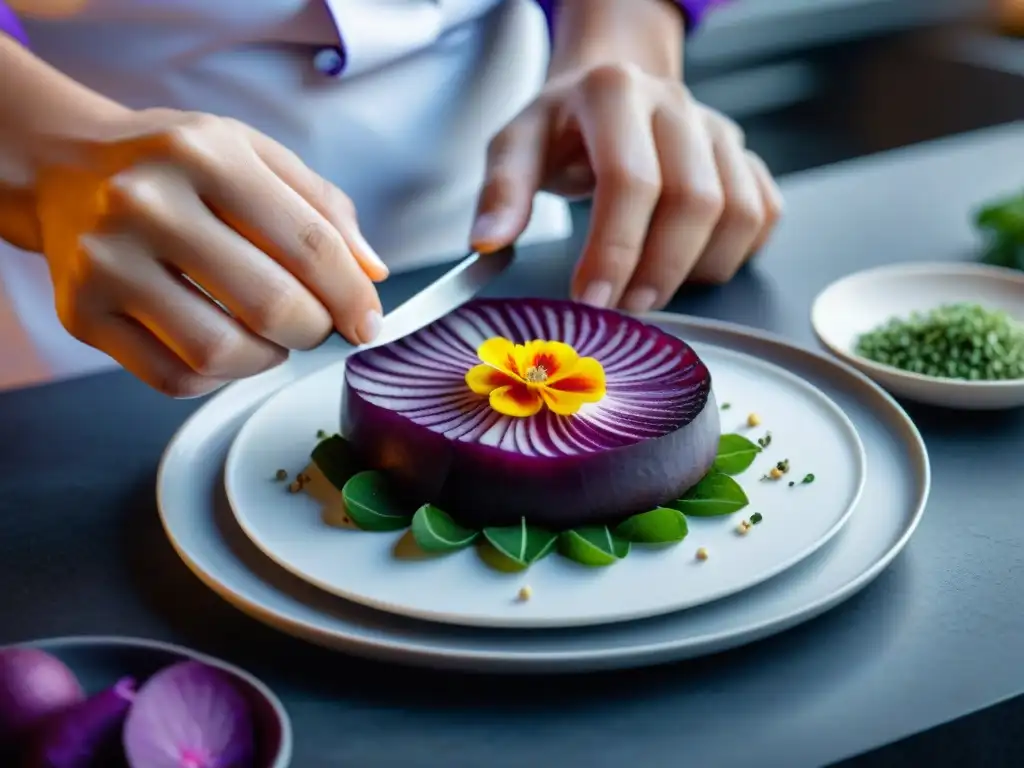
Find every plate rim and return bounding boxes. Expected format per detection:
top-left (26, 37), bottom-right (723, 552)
top-left (156, 311), bottom-right (931, 669)
top-left (810, 260), bottom-right (1024, 394)
top-left (222, 344), bottom-right (867, 629)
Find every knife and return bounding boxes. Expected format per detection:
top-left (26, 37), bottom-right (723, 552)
top-left (290, 244), bottom-right (515, 375)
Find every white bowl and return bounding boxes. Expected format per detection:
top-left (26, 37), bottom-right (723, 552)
top-left (811, 262), bottom-right (1024, 410)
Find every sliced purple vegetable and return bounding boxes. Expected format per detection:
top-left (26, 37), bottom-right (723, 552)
top-left (122, 661), bottom-right (254, 768)
top-left (342, 298), bottom-right (720, 530)
top-left (21, 677), bottom-right (135, 768)
top-left (0, 649), bottom-right (85, 740)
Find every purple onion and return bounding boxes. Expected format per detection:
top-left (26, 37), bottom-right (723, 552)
top-left (21, 677), bottom-right (135, 768)
top-left (0, 649), bottom-right (85, 741)
top-left (122, 661), bottom-right (254, 768)
top-left (342, 298), bottom-right (720, 529)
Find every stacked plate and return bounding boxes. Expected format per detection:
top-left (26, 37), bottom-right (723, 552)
top-left (156, 314), bottom-right (930, 673)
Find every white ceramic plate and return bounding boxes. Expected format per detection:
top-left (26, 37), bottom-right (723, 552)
top-left (157, 315), bottom-right (930, 673)
top-left (224, 346), bottom-right (865, 629)
top-left (811, 261), bottom-right (1024, 409)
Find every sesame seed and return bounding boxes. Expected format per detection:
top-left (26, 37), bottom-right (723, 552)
top-left (518, 586), bottom-right (532, 601)
top-left (696, 547), bottom-right (709, 561)
top-left (747, 413), bottom-right (761, 427)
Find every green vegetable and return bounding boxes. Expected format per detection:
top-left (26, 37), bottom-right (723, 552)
top-left (671, 472), bottom-right (749, 517)
top-left (340, 471), bottom-right (415, 531)
top-left (854, 303), bottom-right (1024, 381)
top-left (976, 191), bottom-right (1024, 271)
top-left (712, 433), bottom-right (761, 475)
top-left (614, 507), bottom-right (689, 544)
top-left (801, 473), bottom-right (815, 485)
top-left (558, 527), bottom-right (631, 566)
top-left (750, 512), bottom-right (763, 525)
top-left (481, 519), bottom-right (557, 569)
top-left (720, 402), bottom-right (731, 410)
top-left (311, 434), bottom-right (362, 489)
top-left (410, 505), bottom-right (478, 552)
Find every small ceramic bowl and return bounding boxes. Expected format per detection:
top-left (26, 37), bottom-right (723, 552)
top-left (811, 261), bottom-right (1024, 409)
top-left (2, 635), bottom-right (292, 767)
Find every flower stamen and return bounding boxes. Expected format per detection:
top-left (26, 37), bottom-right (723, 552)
top-left (524, 364), bottom-right (548, 383)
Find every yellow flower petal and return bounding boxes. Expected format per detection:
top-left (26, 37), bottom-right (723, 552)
top-left (546, 356), bottom-right (606, 400)
top-left (489, 383), bottom-right (544, 417)
top-left (539, 387), bottom-right (591, 416)
top-left (515, 340), bottom-right (579, 383)
top-left (465, 364), bottom-right (516, 396)
top-left (477, 337), bottom-right (522, 378)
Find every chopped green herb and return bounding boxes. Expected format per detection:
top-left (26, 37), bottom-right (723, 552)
top-left (757, 431), bottom-right (772, 449)
top-left (801, 473), bottom-right (815, 485)
top-left (776, 459), bottom-right (790, 473)
top-left (750, 512), bottom-right (763, 525)
top-left (854, 302), bottom-right (1024, 381)
top-left (316, 429), bottom-right (327, 439)
top-left (274, 469), bottom-right (288, 481)
top-left (788, 481), bottom-right (795, 487)
top-left (720, 402), bottom-right (731, 410)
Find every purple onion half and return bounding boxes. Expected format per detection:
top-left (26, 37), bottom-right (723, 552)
top-left (342, 298), bottom-right (720, 530)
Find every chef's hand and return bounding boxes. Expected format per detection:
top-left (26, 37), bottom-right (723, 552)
top-left (34, 109), bottom-right (387, 397)
top-left (471, 64), bottom-right (783, 312)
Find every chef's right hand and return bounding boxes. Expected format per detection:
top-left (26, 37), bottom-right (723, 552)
top-left (32, 109), bottom-right (388, 398)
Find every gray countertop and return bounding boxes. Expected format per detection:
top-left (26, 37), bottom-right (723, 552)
top-left (1, 122), bottom-right (1024, 767)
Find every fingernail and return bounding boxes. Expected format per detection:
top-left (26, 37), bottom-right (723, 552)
top-left (349, 229), bottom-right (389, 278)
top-left (470, 210), bottom-right (518, 251)
top-left (358, 309), bottom-right (383, 345)
top-left (621, 286), bottom-right (658, 314)
top-left (578, 281), bottom-right (613, 309)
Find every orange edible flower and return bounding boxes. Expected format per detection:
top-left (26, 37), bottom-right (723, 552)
top-left (465, 337), bottom-right (606, 417)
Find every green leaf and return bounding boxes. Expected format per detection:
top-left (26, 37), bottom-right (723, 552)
top-left (481, 519), bottom-right (557, 570)
top-left (712, 433), bottom-right (761, 475)
top-left (410, 504), bottom-right (478, 553)
top-left (340, 471), bottom-right (414, 531)
top-left (311, 434), bottom-right (361, 489)
top-left (558, 527), bottom-right (630, 567)
top-left (975, 192), bottom-right (1024, 237)
top-left (614, 507), bottom-right (689, 544)
top-left (670, 472), bottom-right (749, 517)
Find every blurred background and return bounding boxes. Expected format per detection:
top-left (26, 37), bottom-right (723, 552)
top-left (684, 0), bottom-right (1023, 174)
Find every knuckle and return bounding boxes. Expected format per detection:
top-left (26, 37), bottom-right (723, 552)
top-left (190, 331), bottom-right (239, 377)
top-left (297, 220), bottom-right (343, 272)
top-left (165, 114), bottom-right (227, 165)
top-left (106, 169), bottom-right (175, 223)
top-left (602, 165), bottom-right (661, 201)
top-left (685, 185), bottom-right (726, 220)
top-left (722, 196), bottom-right (765, 233)
top-left (247, 291), bottom-right (300, 340)
top-left (581, 62), bottom-right (642, 96)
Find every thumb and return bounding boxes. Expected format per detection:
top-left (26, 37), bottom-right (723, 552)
top-left (470, 111), bottom-right (548, 254)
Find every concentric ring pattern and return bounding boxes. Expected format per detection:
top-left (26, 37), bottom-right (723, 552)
top-left (343, 299), bottom-right (711, 457)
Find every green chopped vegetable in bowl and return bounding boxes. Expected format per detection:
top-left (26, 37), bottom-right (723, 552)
top-left (854, 302), bottom-right (1024, 382)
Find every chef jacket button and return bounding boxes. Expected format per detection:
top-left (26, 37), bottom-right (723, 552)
top-left (313, 46), bottom-right (346, 77)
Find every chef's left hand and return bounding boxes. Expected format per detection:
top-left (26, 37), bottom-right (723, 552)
top-left (470, 63), bottom-right (783, 313)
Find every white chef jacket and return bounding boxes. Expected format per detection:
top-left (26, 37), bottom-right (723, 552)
top-left (0, 0), bottom-right (572, 389)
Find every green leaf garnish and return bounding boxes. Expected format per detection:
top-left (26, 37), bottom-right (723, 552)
top-left (311, 434), bottom-right (361, 489)
top-left (481, 519), bottom-right (557, 570)
top-left (670, 472), bottom-right (749, 517)
top-left (614, 507), bottom-right (689, 544)
top-left (712, 433), bottom-right (761, 475)
top-left (558, 527), bottom-right (630, 567)
top-left (410, 504), bottom-right (478, 553)
top-left (340, 471), bottom-right (415, 531)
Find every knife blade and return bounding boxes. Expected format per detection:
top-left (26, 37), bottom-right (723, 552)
top-left (290, 244), bottom-right (515, 374)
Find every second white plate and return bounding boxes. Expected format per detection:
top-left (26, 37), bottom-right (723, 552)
top-left (224, 343), bottom-right (866, 629)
